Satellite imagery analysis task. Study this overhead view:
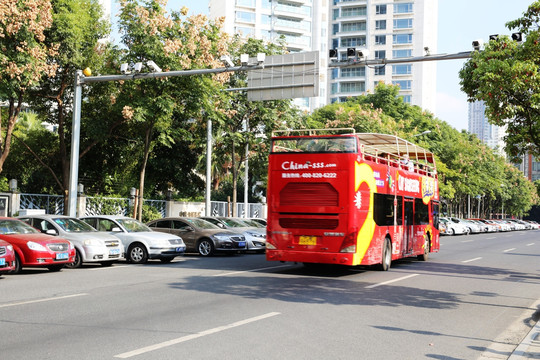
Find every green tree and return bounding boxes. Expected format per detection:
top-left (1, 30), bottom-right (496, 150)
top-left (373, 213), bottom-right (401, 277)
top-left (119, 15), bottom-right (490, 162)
top-left (0, 0), bottom-right (59, 174)
top-left (459, 1), bottom-right (540, 160)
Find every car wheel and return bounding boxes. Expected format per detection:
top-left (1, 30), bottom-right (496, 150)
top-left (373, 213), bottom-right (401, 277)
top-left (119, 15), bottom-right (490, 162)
top-left (417, 235), bottom-right (430, 261)
top-left (197, 239), bottom-right (214, 256)
top-left (47, 265), bottom-right (64, 272)
top-left (378, 238), bottom-right (392, 271)
top-left (128, 244), bottom-right (148, 264)
top-left (66, 249), bottom-right (82, 269)
top-left (11, 253), bottom-right (22, 274)
top-left (449, 228), bottom-right (455, 236)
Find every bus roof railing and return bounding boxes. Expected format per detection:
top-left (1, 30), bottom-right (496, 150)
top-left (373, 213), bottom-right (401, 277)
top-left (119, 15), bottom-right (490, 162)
top-left (272, 128), bottom-right (355, 137)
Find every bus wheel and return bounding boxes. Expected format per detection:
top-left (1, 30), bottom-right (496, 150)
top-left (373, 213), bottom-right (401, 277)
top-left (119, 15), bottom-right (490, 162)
top-left (378, 238), bottom-right (392, 271)
top-left (418, 235), bottom-right (430, 261)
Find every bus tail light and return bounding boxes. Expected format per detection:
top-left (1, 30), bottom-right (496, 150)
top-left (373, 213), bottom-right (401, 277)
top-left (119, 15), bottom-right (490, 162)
top-left (339, 230), bottom-right (357, 253)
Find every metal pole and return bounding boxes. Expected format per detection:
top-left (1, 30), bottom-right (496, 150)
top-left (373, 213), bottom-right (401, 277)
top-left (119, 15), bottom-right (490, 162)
top-left (68, 70), bottom-right (83, 217)
top-left (244, 118), bottom-right (249, 218)
top-left (205, 117), bottom-right (212, 216)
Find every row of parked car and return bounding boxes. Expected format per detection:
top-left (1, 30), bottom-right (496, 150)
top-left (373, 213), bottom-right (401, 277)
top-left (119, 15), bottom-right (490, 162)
top-left (440, 217), bottom-right (540, 235)
top-left (0, 215), bottom-right (267, 275)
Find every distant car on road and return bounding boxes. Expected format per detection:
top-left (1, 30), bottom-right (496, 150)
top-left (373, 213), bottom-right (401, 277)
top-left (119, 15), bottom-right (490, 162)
top-left (147, 217), bottom-right (246, 256)
top-left (440, 217), bottom-right (469, 235)
top-left (81, 215), bottom-right (185, 264)
top-left (18, 215), bottom-right (123, 268)
top-left (0, 239), bottom-right (16, 274)
top-left (0, 217), bottom-right (75, 274)
top-left (199, 216), bottom-right (266, 253)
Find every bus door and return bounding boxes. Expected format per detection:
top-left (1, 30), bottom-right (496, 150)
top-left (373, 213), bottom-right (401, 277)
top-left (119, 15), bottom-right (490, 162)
top-left (404, 198), bottom-right (414, 254)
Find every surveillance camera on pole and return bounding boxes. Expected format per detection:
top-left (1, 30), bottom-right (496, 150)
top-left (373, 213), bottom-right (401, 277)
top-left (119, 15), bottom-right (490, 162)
top-left (133, 62), bottom-right (143, 73)
top-left (472, 39), bottom-right (484, 51)
top-left (120, 63), bottom-right (130, 74)
top-left (346, 47), bottom-right (356, 58)
top-left (329, 49), bottom-right (338, 59)
top-left (220, 55), bottom-right (235, 67)
top-left (356, 48), bottom-right (369, 59)
top-left (256, 53), bottom-right (266, 65)
top-left (146, 60), bottom-right (162, 73)
top-left (240, 54), bottom-right (249, 66)
top-left (512, 32), bottom-right (523, 42)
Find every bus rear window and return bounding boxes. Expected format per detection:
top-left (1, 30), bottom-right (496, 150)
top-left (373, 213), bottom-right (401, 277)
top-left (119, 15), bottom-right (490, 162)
top-left (272, 137), bottom-right (357, 153)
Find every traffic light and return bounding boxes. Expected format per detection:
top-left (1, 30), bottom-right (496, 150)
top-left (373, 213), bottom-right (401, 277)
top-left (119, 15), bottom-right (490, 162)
top-left (512, 32), bottom-right (523, 42)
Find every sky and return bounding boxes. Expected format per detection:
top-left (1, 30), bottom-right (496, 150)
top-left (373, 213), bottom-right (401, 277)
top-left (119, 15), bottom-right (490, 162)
top-left (162, 0), bottom-right (534, 132)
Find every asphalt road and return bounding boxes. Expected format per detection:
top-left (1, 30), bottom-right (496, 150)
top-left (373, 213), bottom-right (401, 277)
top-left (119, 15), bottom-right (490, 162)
top-left (1, 229), bottom-right (539, 360)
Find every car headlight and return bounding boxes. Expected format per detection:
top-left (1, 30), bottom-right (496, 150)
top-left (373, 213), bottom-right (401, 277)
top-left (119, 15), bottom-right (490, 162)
top-left (27, 241), bottom-right (48, 251)
top-left (246, 231), bottom-right (266, 238)
top-left (213, 235), bottom-right (230, 241)
top-left (83, 239), bottom-right (103, 246)
top-left (7, 244), bottom-right (13, 251)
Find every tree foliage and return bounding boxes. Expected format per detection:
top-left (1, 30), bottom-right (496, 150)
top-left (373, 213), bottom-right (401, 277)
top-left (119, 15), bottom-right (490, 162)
top-left (459, 1), bottom-right (540, 161)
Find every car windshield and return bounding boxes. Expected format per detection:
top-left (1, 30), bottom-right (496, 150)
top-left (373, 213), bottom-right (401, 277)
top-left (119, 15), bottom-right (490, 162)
top-left (54, 218), bottom-right (96, 232)
top-left (272, 136), bottom-right (357, 153)
top-left (117, 218), bottom-right (150, 232)
top-left (240, 219), bottom-right (264, 228)
top-left (219, 218), bottom-right (249, 228)
top-left (0, 219), bottom-right (39, 235)
top-left (186, 218), bottom-right (220, 230)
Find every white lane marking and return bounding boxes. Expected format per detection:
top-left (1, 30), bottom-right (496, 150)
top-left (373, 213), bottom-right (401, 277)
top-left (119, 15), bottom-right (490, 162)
top-left (365, 274), bottom-right (419, 289)
top-left (503, 248), bottom-right (516, 253)
top-left (0, 293), bottom-right (88, 308)
top-left (213, 264), bottom-right (292, 277)
top-left (461, 240), bottom-right (474, 243)
top-left (462, 257), bottom-right (482, 263)
top-left (114, 312), bottom-right (281, 358)
top-left (526, 243), bottom-right (535, 246)
top-left (89, 265), bottom-right (130, 271)
top-left (486, 237), bottom-right (496, 240)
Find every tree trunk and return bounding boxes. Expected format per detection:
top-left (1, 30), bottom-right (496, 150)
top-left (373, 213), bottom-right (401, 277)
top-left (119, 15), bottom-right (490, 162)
top-left (231, 141), bottom-right (237, 217)
top-left (138, 126), bottom-right (152, 221)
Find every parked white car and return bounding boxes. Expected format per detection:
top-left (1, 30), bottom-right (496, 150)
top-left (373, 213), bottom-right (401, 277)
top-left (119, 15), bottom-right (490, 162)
top-left (449, 217), bottom-right (482, 234)
top-left (18, 215), bottom-right (124, 268)
top-left (440, 217), bottom-right (469, 235)
top-left (81, 215), bottom-right (186, 264)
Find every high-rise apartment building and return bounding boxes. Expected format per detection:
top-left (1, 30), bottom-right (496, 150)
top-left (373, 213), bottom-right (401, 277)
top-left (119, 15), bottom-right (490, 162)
top-left (210, 0), bottom-right (328, 111)
top-left (210, 0), bottom-right (438, 113)
top-left (329, 0), bottom-right (437, 111)
top-left (468, 100), bottom-right (506, 156)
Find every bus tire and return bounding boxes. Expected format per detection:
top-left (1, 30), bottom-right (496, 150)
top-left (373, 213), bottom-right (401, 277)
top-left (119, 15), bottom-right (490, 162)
top-left (378, 238), bottom-right (392, 271)
top-left (418, 235), bottom-right (430, 261)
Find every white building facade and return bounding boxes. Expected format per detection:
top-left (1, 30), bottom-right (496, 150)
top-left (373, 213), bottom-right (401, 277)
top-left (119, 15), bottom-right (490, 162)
top-left (468, 100), bottom-right (506, 156)
top-left (329, 0), bottom-right (437, 112)
top-left (210, 0), bottom-right (438, 114)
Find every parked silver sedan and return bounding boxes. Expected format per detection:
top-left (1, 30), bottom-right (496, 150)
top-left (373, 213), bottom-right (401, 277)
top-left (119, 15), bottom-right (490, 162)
top-left (200, 217), bottom-right (266, 253)
top-left (81, 215), bottom-right (185, 264)
top-left (18, 214), bottom-right (124, 268)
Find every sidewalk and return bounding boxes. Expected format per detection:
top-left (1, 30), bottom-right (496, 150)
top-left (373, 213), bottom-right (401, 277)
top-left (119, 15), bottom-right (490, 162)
top-left (508, 319), bottom-right (540, 359)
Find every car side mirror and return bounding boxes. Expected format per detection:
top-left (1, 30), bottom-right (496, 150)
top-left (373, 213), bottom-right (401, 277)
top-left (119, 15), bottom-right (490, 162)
top-left (111, 227), bottom-right (122, 232)
top-left (46, 229), bottom-right (57, 236)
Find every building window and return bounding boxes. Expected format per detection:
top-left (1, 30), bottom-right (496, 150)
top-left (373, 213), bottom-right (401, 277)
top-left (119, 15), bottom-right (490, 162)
top-left (341, 36), bottom-right (366, 47)
top-left (394, 3), bottom-right (413, 14)
top-left (376, 5), bottom-right (387, 15)
top-left (375, 35), bottom-right (386, 45)
top-left (342, 6), bottom-right (367, 17)
top-left (341, 67), bottom-right (366, 78)
top-left (262, 0), bottom-right (271, 9)
top-left (333, 9), bottom-right (339, 20)
top-left (331, 83), bottom-right (338, 94)
top-left (342, 22), bottom-right (366, 32)
top-left (393, 80), bottom-right (412, 90)
top-left (236, 0), bottom-right (255, 7)
top-left (375, 20), bottom-right (386, 30)
top-left (393, 49), bottom-right (412, 58)
top-left (341, 82), bottom-right (365, 93)
top-left (333, 24), bottom-right (339, 35)
top-left (393, 18), bottom-right (413, 29)
top-left (235, 26), bottom-right (255, 36)
top-left (393, 34), bottom-right (413, 44)
top-left (262, 15), bottom-right (271, 25)
top-left (392, 64), bottom-right (412, 75)
top-left (374, 66), bottom-right (385, 75)
top-left (401, 95), bottom-right (412, 103)
top-left (331, 68), bottom-right (339, 79)
top-left (374, 50), bottom-right (386, 59)
top-left (236, 11), bottom-right (255, 23)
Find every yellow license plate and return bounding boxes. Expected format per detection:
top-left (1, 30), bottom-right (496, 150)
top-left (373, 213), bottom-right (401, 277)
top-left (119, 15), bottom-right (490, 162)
top-left (299, 236), bottom-right (317, 245)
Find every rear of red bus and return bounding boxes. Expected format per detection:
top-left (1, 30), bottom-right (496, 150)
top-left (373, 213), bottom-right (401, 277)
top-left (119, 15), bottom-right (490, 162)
top-left (266, 134), bottom-right (369, 266)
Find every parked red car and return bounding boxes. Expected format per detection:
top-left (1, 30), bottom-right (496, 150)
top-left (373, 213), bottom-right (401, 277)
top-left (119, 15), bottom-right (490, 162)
top-left (0, 217), bottom-right (75, 274)
top-left (0, 239), bottom-right (16, 274)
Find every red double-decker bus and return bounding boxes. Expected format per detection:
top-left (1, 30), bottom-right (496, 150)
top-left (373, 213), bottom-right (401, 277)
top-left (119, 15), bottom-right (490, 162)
top-left (265, 129), bottom-right (440, 270)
